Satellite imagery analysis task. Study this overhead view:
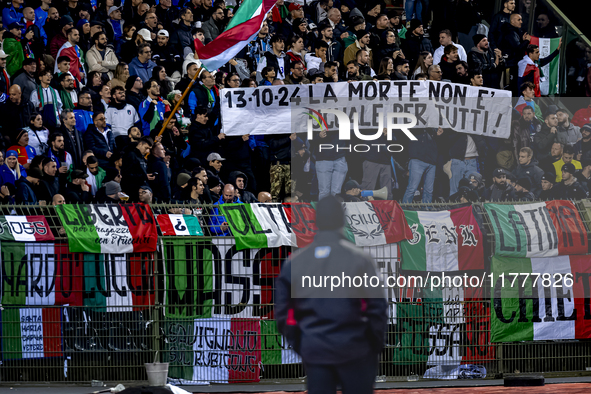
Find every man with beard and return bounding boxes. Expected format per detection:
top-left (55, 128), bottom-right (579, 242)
top-left (556, 108), bottom-right (582, 146)
top-left (84, 155), bottom-right (105, 198)
top-left (209, 184), bottom-right (243, 236)
top-left (500, 14), bottom-right (531, 94)
top-left (552, 145), bottom-right (582, 182)
top-left (44, 8), bottom-right (63, 44)
top-left (153, 30), bottom-right (183, 75)
top-left (0, 85), bottom-right (35, 145)
top-left (84, 112), bottom-right (116, 168)
top-left (345, 60), bottom-right (373, 81)
top-left (490, 0), bottom-right (515, 49)
top-left (513, 106), bottom-right (540, 157)
top-left (455, 61), bottom-right (470, 85)
top-left (193, 167), bottom-right (213, 204)
top-left (57, 73), bottom-right (78, 110)
top-left (400, 19), bottom-right (433, 70)
top-left (483, 168), bottom-right (515, 201)
top-left (55, 28), bottom-right (85, 83)
top-left (553, 163), bottom-right (589, 199)
top-left (106, 86), bottom-right (140, 137)
top-left (392, 58), bottom-right (409, 80)
top-left (202, 6), bottom-right (224, 44)
top-left (575, 124), bottom-right (591, 160)
top-left (245, 20), bottom-right (271, 72)
top-left (74, 91), bottom-right (94, 133)
top-left (318, 22), bottom-right (343, 64)
top-left (63, 168), bottom-right (91, 203)
top-left (86, 32), bottom-right (119, 80)
top-left (37, 157), bottom-right (60, 202)
top-left (284, 62), bottom-right (311, 84)
top-left (46, 132), bottom-right (73, 183)
top-left (534, 109), bottom-right (559, 163)
top-left (468, 34), bottom-right (503, 89)
top-left (538, 172), bottom-right (556, 200)
top-left (125, 75), bottom-right (146, 110)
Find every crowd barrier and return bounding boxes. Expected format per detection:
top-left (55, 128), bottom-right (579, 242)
top-left (1, 200), bottom-right (591, 384)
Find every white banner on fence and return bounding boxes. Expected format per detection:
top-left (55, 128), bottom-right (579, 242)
top-left (221, 80), bottom-right (512, 138)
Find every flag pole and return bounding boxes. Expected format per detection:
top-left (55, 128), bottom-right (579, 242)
top-left (156, 66), bottom-right (204, 138)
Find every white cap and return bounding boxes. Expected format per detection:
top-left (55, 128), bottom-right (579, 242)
top-left (137, 28), bottom-right (152, 42)
top-left (0, 50), bottom-right (9, 59)
top-left (108, 5), bottom-right (122, 15)
top-left (157, 29), bottom-right (169, 37)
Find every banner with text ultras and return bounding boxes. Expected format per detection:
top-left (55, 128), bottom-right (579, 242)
top-left (222, 80), bottom-right (512, 138)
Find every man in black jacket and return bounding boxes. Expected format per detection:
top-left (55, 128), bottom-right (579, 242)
top-left (513, 147), bottom-right (543, 197)
top-left (58, 109), bottom-right (84, 168)
top-left (121, 136), bottom-right (154, 201)
top-left (63, 169), bottom-right (91, 203)
top-left (400, 19), bottom-right (434, 70)
top-left (169, 8), bottom-right (194, 58)
top-left (188, 108), bottom-right (223, 165)
top-left (553, 163), bottom-right (589, 199)
top-left (147, 141), bottom-right (171, 202)
top-left (499, 14), bottom-right (531, 94)
top-left (483, 168), bottom-right (515, 201)
top-left (275, 195), bottom-right (388, 394)
top-left (37, 157), bottom-right (60, 203)
top-left (468, 34), bottom-right (503, 89)
top-left (514, 177), bottom-right (535, 201)
top-left (153, 29), bottom-right (183, 75)
top-left (228, 171), bottom-right (258, 203)
top-left (83, 112), bottom-right (116, 168)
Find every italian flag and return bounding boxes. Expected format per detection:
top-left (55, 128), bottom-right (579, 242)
top-left (530, 36), bottom-right (560, 95)
top-left (56, 204), bottom-right (158, 254)
top-left (0, 307), bottom-right (63, 360)
top-left (343, 201), bottom-right (412, 247)
top-left (0, 215), bottom-right (55, 242)
top-left (260, 320), bottom-right (301, 365)
top-left (485, 201), bottom-right (587, 258)
top-left (491, 255), bottom-right (591, 342)
top-left (400, 206), bottom-right (484, 272)
top-left (158, 214), bottom-right (203, 236)
top-left (196, 0), bottom-right (277, 71)
top-left (220, 203), bottom-right (294, 250)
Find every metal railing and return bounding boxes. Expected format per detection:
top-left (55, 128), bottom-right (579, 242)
top-left (1, 202), bottom-right (591, 385)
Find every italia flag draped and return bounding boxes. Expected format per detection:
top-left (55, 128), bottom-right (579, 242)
top-left (196, 0), bottom-right (277, 71)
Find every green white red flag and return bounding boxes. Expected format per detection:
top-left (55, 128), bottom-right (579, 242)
top-left (196, 0), bottom-right (277, 71)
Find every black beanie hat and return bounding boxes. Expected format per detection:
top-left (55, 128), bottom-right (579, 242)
top-left (473, 34), bottom-right (487, 46)
top-left (315, 195), bottom-right (345, 230)
top-left (125, 75), bottom-right (139, 90)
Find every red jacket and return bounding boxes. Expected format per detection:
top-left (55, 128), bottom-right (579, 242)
top-left (49, 32), bottom-right (68, 58)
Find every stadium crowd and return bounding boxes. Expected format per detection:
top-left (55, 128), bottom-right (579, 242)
top-left (0, 0), bottom-right (591, 209)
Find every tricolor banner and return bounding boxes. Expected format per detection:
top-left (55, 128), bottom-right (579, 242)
top-left (220, 203), bottom-right (294, 250)
top-left (0, 215), bottom-right (54, 242)
top-left (56, 204), bottom-right (158, 253)
top-left (158, 214), bottom-right (204, 236)
top-left (343, 201), bottom-right (412, 247)
top-left (0, 307), bottom-right (63, 360)
top-left (530, 36), bottom-right (560, 95)
top-left (485, 201), bottom-right (587, 258)
top-left (491, 255), bottom-right (591, 342)
top-left (400, 206), bottom-right (485, 271)
top-left (196, 0), bottom-right (277, 71)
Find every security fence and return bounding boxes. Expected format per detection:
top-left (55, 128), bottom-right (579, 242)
top-left (1, 201), bottom-right (591, 385)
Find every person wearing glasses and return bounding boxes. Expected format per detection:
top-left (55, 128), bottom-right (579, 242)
top-left (129, 42), bottom-right (157, 83)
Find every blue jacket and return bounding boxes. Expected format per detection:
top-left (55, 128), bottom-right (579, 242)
top-left (0, 164), bottom-right (27, 187)
top-left (35, 7), bottom-right (47, 27)
top-left (15, 177), bottom-right (38, 205)
top-left (208, 195), bottom-right (244, 236)
top-left (138, 98), bottom-right (166, 136)
top-left (3, 6), bottom-right (23, 27)
top-left (83, 124), bottom-right (116, 168)
top-left (128, 57), bottom-right (157, 83)
top-left (74, 109), bottom-right (93, 134)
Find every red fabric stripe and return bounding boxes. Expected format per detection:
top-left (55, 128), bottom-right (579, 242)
top-left (54, 243), bottom-right (84, 306)
top-left (569, 255), bottom-right (591, 339)
top-left (369, 200), bottom-right (413, 243)
top-left (128, 253), bottom-right (156, 310)
top-left (28, 215), bottom-right (56, 242)
top-left (197, 0), bottom-right (276, 59)
top-left (42, 308), bottom-right (63, 358)
top-left (283, 203), bottom-right (317, 247)
top-left (228, 319), bottom-right (261, 383)
top-left (546, 201), bottom-right (588, 255)
top-left (449, 206), bottom-right (484, 271)
top-left (156, 214), bottom-right (176, 236)
top-left (121, 203), bottom-right (158, 252)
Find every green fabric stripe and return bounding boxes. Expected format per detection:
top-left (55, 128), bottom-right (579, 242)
top-left (400, 211), bottom-right (426, 271)
top-left (184, 215), bottom-right (204, 236)
top-left (260, 320), bottom-right (281, 365)
top-left (56, 205), bottom-right (101, 253)
top-left (548, 38), bottom-right (560, 95)
top-left (0, 216), bottom-right (16, 241)
top-left (224, 0), bottom-right (263, 31)
top-left (0, 243), bottom-right (27, 305)
top-left (165, 239), bottom-right (213, 319)
top-left (221, 203), bottom-right (268, 250)
top-left (484, 204), bottom-right (527, 258)
top-left (1, 308), bottom-right (23, 360)
top-left (83, 254), bottom-right (107, 310)
top-left (490, 256), bottom-right (534, 342)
